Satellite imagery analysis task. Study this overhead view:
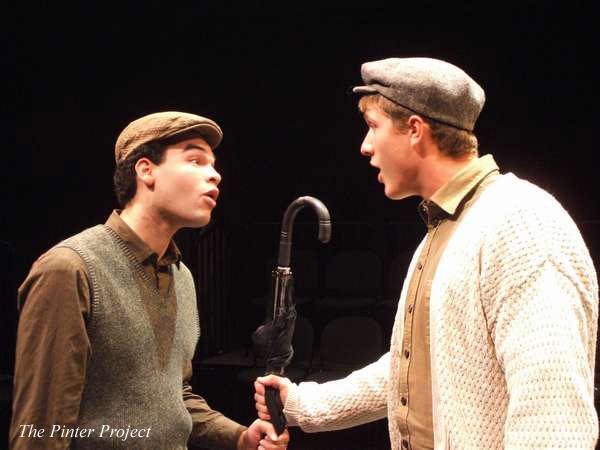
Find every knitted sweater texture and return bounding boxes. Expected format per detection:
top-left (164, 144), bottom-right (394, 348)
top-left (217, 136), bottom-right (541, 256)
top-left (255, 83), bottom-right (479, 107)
top-left (284, 174), bottom-right (598, 449)
top-left (56, 225), bottom-right (199, 450)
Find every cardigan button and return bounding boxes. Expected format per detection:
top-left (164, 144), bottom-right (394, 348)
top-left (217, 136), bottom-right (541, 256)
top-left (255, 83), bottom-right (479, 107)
top-left (404, 349), bottom-right (410, 358)
top-left (401, 397), bottom-right (407, 406)
top-left (416, 262), bottom-right (423, 270)
top-left (402, 438), bottom-right (409, 448)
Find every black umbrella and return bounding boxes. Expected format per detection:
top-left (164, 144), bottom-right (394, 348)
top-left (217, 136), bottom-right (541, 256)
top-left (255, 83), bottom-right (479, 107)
top-left (252, 196), bottom-right (331, 434)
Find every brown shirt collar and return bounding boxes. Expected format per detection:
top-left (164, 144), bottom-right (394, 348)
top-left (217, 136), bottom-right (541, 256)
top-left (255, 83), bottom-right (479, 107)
top-left (105, 210), bottom-right (182, 268)
top-left (419, 154), bottom-right (499, 225)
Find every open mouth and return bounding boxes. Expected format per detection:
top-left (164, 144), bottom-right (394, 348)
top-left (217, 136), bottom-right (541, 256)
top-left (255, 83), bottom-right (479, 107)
top-left (203, 189), bottom-right (219, 201)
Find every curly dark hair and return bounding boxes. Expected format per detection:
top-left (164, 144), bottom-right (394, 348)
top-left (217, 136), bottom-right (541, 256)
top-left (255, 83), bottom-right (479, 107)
top-left (113, 141), bottom-right (167, 208)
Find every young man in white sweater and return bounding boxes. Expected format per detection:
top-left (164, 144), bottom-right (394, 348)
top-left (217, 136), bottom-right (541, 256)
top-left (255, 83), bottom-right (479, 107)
top-left (254, 58), bottom-right (599, 449)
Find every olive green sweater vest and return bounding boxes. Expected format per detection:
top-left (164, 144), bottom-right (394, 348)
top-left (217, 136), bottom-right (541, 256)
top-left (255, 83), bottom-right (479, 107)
top-left (57, 225), bottom-right (199, 450)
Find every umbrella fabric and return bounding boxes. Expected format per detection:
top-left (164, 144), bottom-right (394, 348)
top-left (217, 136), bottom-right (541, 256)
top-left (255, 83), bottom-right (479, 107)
top-left (252, 272), bottom-right (297, 373)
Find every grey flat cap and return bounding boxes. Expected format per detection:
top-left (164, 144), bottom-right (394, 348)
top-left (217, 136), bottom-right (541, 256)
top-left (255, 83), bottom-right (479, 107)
top-left (353, 57), bottom-right (485, 131)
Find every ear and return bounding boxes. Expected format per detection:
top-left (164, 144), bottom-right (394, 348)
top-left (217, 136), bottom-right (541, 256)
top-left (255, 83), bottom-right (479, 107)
top-left (406, 115), bottom-right (427, 146)
top-left (134, 157), bottom-right (155, 188)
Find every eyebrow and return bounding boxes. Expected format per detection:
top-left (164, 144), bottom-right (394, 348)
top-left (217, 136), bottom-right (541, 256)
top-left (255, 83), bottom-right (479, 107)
top-left (183, 144), bottom-right (215, 163)
top-left (184, 143), bottom-right (210, 152)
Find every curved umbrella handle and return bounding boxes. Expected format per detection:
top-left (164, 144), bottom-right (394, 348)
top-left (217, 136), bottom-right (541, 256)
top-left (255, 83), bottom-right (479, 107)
top-left (278, 196), bottom-right (331, 267)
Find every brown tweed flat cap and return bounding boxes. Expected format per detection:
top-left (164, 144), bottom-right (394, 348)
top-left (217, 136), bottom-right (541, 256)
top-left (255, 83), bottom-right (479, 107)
top-left (353, 57), bottom-right (485, 131)
top-left (115, 111), bottom-right (223, 162)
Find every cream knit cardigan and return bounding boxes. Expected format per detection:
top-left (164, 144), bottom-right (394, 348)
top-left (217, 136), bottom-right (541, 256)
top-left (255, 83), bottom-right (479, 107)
top-left (284, 174), bottom-right (599, 449)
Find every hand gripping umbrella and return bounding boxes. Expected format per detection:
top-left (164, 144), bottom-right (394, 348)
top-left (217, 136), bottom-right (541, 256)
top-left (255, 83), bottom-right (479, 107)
top-left (252, 196), bottom-right (331, 435)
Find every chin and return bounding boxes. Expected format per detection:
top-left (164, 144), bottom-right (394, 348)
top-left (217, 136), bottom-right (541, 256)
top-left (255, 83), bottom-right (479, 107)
top-left (385, 186), bottom-right (411, 201)
top-left (184, 214), bottom-right (211, 228)
top-left (384, 185), bottom-right (399, 200)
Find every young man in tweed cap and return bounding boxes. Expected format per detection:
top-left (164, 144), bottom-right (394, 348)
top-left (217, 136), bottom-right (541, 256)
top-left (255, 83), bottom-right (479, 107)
top-left (11, 112), bottom-right (289, 450)
top-left (255, 58), bottom-right (598, 449)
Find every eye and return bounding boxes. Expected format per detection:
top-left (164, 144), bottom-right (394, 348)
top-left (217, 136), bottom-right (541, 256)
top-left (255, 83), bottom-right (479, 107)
top-left (186, 150), bottom-right (215, 167)
top-left (189, 155), bottom-right (206, 165)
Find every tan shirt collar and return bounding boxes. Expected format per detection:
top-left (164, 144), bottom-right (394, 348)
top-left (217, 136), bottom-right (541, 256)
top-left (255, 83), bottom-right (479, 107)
top-left (420, 154), bottom-right (499, 224)
top-left (105, 210), bottom-right (182, 268)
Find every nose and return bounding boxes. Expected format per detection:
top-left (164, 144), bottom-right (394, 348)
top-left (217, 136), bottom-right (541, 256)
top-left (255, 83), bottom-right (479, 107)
top-left (208, 165), bottom-right (222, 186)
top-left (360, 130), bottom-right (374, 157)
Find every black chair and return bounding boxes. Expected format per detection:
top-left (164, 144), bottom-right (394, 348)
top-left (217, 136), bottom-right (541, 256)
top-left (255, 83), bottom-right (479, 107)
top-left (316, 250), bottom-right (382, 310)
top-left (307, 316), bottom-right (384, 383)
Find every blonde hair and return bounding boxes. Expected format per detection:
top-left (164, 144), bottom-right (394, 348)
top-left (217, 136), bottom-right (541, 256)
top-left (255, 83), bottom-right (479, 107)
top-left (358, 94), bottom-right (478, 157)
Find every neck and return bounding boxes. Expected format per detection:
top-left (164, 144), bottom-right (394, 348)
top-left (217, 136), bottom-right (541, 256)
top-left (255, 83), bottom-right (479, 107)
top-left (419, 152), bottom-right (477, 200)
top-left (120, 203), bottom-right (177, 259)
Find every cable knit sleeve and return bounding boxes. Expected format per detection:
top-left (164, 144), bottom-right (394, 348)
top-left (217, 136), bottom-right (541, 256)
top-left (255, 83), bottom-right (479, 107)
top-left (480, 185), bottom-right (598, 449)
top-left (283, 352), bottom-right (389, 432)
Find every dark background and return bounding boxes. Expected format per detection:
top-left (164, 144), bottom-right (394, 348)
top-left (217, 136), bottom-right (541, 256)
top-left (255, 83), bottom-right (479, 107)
top-left (4, 1), bottom-right (599, 448)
